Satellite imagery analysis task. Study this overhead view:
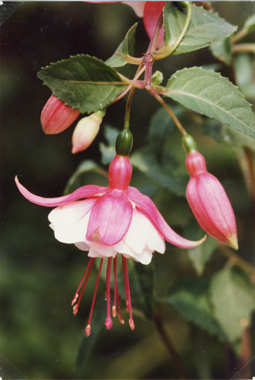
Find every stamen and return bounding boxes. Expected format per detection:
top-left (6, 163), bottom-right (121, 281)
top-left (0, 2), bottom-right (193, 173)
top-left (121, 255), bottom-right (129, 311)
top-left (71, 258), bottom-right (93, 306)
top-left (85, 258), bottom-right (103, 336)
top-left (113, 256), bottom-right (124, 324)
top-left (105, 257), bottom-right (113, 330)
top-left (72, 258), bottom-right (95, 315)
top-left (122, 256), bottom-right (135, 331)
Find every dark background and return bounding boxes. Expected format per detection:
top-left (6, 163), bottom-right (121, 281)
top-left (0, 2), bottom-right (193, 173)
top-left (1, 2), bottom-right (255, 378)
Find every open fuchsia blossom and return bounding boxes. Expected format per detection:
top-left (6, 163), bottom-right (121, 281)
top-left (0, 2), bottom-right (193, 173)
top-left (41, 95), bottom-right (80, 134)
top-left (183, 135), bottom-right (238, 251)
top-left (16, 131), bottom-right (205, 336)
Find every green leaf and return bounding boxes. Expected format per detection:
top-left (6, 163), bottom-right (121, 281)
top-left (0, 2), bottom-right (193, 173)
top-left (165, 67), bottom-right (255, 139)
top-left (163, 3), bottom-right (237, 55)
top-left (210, 37), bottom-right (232, 65)
top-left (130, 149), bottom-right (188, 196)
top-left (233, 54), bottom-right (255, 100)
top-left (105, 23), bottom-right (138, 67)
top-left (200, 118), bottom-right (255, 152)
top-left (243, 13), bottom-right (255, 34)
top-left (164, 278), bottom-right (226, 340)
top-left (37, 54), bottom-right (127, 113)
top-left (210, 266), bottom-right (255, 344)
top-left (151, 71), bottom-right (164, 86)
top-left (186, 224), bottom-right (218, 275)
top-left (63, 160), bottom-right (108, 194)
top-left (148, 105), bottom-right (185, 156)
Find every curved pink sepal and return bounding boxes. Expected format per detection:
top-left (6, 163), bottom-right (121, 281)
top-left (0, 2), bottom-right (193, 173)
top-left (15, 176), bottom-right (106, 207)
top-left (87, 190), bottom-right (133, 246)
top-left (143, 2), bottom-right (165, 48)
top-left (128, 186), bottom-right (206, 249)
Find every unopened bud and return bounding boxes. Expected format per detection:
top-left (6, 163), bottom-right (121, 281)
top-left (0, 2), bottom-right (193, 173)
top-left (72, 110), bottom-right (105, 154)
top-left (41, 95), bottom-right (80, 134)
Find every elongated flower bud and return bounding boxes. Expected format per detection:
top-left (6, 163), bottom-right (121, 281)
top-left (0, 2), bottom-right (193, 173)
top-left (41, 95), bottom-right (80, 134)
top-left (183, 135), bottom-right (238, 250)
top-left (72, 110), bottom-right (105, 154)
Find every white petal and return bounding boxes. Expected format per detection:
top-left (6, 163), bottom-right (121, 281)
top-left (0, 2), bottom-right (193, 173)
top-left (139, 210), bottom-right (166, 253)
top-left (48, 198), bottom-right (96, 244)
top-left (89, 241), bottom-right (117, 258)
top-left (75, 242), bottom-right (90, 251)
top-left (123, 246), bottom-right (153, 265)
top-left (123, 208), bottom-right (147, 254)
top-left (114, 239), bottom-right (138, 257)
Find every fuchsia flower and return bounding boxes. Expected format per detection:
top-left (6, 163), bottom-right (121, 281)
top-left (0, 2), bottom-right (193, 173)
top-left (15, 154), bottom-right (205, 335)
top-left (185, 149), bottom-right (238, 250)
top-left (41, 95), bottom-right (80, 134)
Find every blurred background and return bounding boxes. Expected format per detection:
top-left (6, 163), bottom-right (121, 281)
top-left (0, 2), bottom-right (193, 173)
top-left (1, 2), bottom-right (255, 379)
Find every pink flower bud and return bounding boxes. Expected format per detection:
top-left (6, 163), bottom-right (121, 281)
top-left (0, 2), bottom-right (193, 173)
top-left (71, 110), bottom-right (105, 154)
top-left (41, 95), bottom-right (80, 134)
top-left (185, 151), bottom-right (238, 250)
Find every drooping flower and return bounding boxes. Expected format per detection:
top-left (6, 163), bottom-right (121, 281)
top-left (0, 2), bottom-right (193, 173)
top-left (72, 110), bottom-right (105, 154)
top-left (41, 95), bottom-right (80, 134)
top-left (183, 135), bottom-right (238, 250)
top-left (15, 150), bottom-right (205, 335)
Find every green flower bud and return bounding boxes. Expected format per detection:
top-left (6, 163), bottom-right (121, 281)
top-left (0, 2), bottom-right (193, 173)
top-left (116, 129), bottom-right (133, 156)
top-left (182, 134), bottom-right (197, 154)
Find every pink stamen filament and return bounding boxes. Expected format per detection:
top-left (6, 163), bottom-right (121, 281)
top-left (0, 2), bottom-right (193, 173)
top-left (113, 256), bottom-right (124, 324)
top-left (105, 258), bottom-right (113, 330)
top-left (85, 258), bottom-right (104, 337)
top-left (121, 256), bottom-right (135, 330)
top-left (122, 255), bottom-right (129, 311)
top-left (72, 257), bottom-right (94, 306)
top-left (72, 258), bottom-right (95, 315)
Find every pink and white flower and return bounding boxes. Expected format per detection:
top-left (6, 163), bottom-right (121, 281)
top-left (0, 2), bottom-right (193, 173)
top-left (15, 154), bottom-right (205, 335)
top-left (185, 150), bottom-right (238, 250)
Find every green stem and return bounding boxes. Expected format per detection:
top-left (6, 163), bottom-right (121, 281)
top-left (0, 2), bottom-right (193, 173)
top-left (219, 244), bottom-right (255, 277)
top-left (152, 2), bottom-right (192, 60)
top-left (232, 43), bottom-right (255, 54)
top-left (149, 89), bottom-right (188, 136)
top-left (153, 306), bottom-right (189, 380)
top-left (232, 27), bottom-right (248, 44)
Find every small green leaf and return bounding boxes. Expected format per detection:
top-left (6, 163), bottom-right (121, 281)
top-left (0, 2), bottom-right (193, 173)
top-left (165, 67), bottom-right (255, 139)
top-left (200, 118), bottom-right (255, 152)
top-left (37, 54), bottom-right (127, 113)
top-left (151, 71), bottom-right (164, 86)
top-left (163, 3), bottom-right (237, 55)
top-left (210, 37), bottom-right (232, 65)
top-left (210, 266), bottom-right (255, 344)
top-left (130, 149), bottom-right (188, 196)
top-left (164, 278), bottom-right (226, 340)
top-left (243, 13), bottom-right (255, 34)
top-left (106, 23), bottom-right (138, 67)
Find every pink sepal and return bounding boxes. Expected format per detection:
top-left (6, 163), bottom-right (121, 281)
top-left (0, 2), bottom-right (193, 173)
top-left (15, 176), bottom-right (106, 207)
top-left (187, 173), bottom-right (237, 247)
top-left (143, 2), bottom-right (165, 48)
top-left (128, 187), bottom-right (206, 248)
top-left (41, 96), bottom-right (80, 134)
top-left (86, 189), bottom-right (133, 246)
